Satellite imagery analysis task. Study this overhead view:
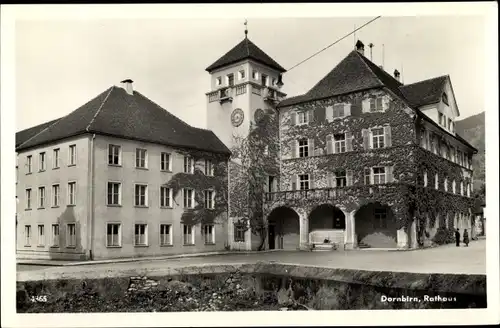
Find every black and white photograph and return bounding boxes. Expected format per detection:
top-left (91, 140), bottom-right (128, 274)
top-left (1, 3), bottom-right (498, 327)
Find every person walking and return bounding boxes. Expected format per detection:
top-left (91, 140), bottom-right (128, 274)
top-left (455, 228), bottom-right (460, 247)
top-left (463, 229), bottom-right (469, 247)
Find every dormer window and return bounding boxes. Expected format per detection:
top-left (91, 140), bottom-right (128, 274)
top-left (442, 92), bottom-right (449, 106)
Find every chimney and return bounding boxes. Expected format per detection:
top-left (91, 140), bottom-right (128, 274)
top-left (355, 40), bottom-right (365, 56)
top-left (120, 79), bottom-right (134, 95)
top-left (394, 69), bottom-right (401, 82)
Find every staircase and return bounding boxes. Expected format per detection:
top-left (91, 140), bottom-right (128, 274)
top-left (357, 241), bottom-right (371, 249)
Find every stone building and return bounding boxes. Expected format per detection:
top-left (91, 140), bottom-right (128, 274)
top-left (264, 40), bottom-right (477, 250)
top-left (16, 80), bottom-right (230, 260)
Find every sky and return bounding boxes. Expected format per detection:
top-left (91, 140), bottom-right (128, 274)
top-left (15, 15), bottom-right (486, 131)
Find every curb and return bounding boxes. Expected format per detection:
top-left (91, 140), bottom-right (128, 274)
top-left (17, 249), bottom-right (284, 267)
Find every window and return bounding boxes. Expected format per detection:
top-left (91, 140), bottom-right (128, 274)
top-left (239, 70), bottom-right (246, 80)
top-left (135, 148), bottom-right (147, 168)
top-left (335, 170), bottom-right (347, 187)
top-left (297, 111), bottom-right (308, 125)
top-left (216, 77), bottom-right (222, 86)
top-left (204, 225), bottom-right (215, 244)
top-left (27, 155), bottom-right (32, 173)
top-left (264, 145), bottom-right (269, 155)
top-left (106, 223), bottom-right (121, 247)
top-left (370, 98), bottom-right (383, 112)
top-left (466, 183), bottom-right (470, 197)
top-left (442, 92), bottom-right (449, 106)
top-left (161, 152), bottom-right (171, 171)
top-left (332, 104), bottom-right (345, 118)
top-left (299, 174), bottom-right (310, 190)
top-left (374, 208), bottom-right (387, 228)
top-left (448, 118), bottom-right (452, 131)
top-left (52, 184), bottom-right (60, 207)
top-left (108, 144), bottom-right (121, 165)
top-left (38, 187), bottom-right (46, 208)
top-left (107, 182), bottom-right (121, 206)
top-left (160, 187), bottom-right (172, 208)
top-left (160, 224), bottom-right (172, 246)
top-left (460, 181), bottom-right (464, 195)
top-left (26, 189), bottom-right (32, 209)
top-left (205, 159), bottom-right (214, 176)
top-left (183, 224), bottom-right (195, 245)
top-left (67, 224), bottom-right (76, 247)
top-left (261, 74), bottom-right (267, 86)
top-left (25, 225), bottom-right (31, 246)
top-left (39, 152), bottom-right (46, 171)
top-left (134, 184), bottom-right (148, 207)
top-left (37, 225), bottom-right (45, 246)
top-left (298, 139), bottom-right (309, 158)
top-left (51, 224), bottom-right (59, 247)
top-left (234, 224), bottom-right (246, 242)
top-left (53, 149), bottom-right (60, 168)
top-left (252, 70), bottom-right (258, 80)
top-left (438, 112), bottom-right (444, 126)
top-left (69, 145), bottom-right (76, 165)
top-left (444, 178), bottom-right (448, 192)
top-left (364, 168), bottom-right (371, 185)
top-left (227, 73), bottom-right (235, 87)
top-left (423, 171), bottom-right (428, 187)
top-left (334, 134), bottom-right (346, 153)
top-left (435, 174), bottom-right (439, 190)
top-left (272, 78), bottom-right (277, 86)
top-left (183, 188), bottom-right (194, 208)
top-left (134, 224), bottom-right (148, 246)
top-left (204, 190), bottom-right (215, 209)
top-left (373, 167), bottom-right (386, 184)
top-left (184, 156), bottom-right (194, 173)
top-left (452, 180), bottom-right (456, 194)
top-left (372, 128), bottom-right (385, 149)
top-left (68, 182), bottom-right (76, 205)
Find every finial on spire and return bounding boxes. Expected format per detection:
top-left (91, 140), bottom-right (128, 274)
top-left (244, 19), bottom-right (248, 38)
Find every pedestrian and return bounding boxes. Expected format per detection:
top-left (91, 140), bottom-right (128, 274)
top-left (455, 228), bottom-right (460, 247)
top-left (463, 229), bottom-right (469, 247)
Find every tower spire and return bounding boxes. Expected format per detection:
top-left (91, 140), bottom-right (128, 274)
top-left (244, 19), bottom-right (248, 38)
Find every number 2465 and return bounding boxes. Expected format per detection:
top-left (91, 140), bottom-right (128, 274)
top-left (30, 295), bottom-right (47, 302)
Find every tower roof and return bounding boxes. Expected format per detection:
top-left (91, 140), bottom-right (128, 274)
top-left (206, 37), bottom-right (286, 73)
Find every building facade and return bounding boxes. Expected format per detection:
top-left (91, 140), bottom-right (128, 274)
top-left (16, 82), bottom-right (230, 260)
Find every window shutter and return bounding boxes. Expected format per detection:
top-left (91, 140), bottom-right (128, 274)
top-left (326, 135), bottom-right (333, 155)
top-left (382, 95), bottom-right (390, 111)
top-left (345, 131), bottom-right (353, 151)
top-left (316, 107), bottom-right (326, 123)
top-left (325, 106), bottom-right (333, 122)
top-left (308, 138), bottom-right (315, 157)
top-left (386, 166), bottom-right (394, 183)
top-left (362, 129), bottom-right (369, 150)
top-left (346, 169), bottom-right (353, 186)
top-left (308, 110), bottom-right (314, 124)
top-left (292, 178), bottom-right (297, 191)
top-left (364, 168), bottom-right (372, 185)
top-left (361, 99), bottom-right (371, 113)
top-left (309, 173), bottom-right (314, 190)
top-left (384, 125), bottom-right (392, 147)
top-left (327, 172), bottom-right (333, 188)
top-left (291, 112), bottom-right (297, 126)
top-left (332, 172), bottom-right (337, 188)
top-left (290, 140), bottom-right (296, 158)
top-left (344, 103), bottom-right (351, 117)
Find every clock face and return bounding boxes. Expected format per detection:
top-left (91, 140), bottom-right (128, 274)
top-left (254, 108), bottom-right (264, 123)
top-left (231, 108), bottom-right (244, 127)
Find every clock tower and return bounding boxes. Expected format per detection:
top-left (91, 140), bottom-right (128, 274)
top-left (205, 30), bottom-right (286, 250)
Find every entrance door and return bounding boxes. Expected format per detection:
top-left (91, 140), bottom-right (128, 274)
top-left (268, 224), bottom-right (275, 250)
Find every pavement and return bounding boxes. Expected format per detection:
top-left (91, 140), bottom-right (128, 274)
top-left (17, 239), bottom-right (486, 281)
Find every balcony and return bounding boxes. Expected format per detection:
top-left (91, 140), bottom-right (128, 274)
top-left (263, 87), bottom-right (283, 104)
top-left (207, 87), bottom-right (233, 104)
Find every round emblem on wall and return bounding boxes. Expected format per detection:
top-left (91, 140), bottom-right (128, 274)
top-left (254, 108), bottom-right (264, 123)
top-left (231, 108), bottom-right (244, 127)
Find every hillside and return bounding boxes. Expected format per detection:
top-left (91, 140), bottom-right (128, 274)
top-left (455, 112), bottom-right (485, 190)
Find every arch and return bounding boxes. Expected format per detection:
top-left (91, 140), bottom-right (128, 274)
top-left (266, 206), bottom-right (300, 250)
top-left (355, 202), bottom-right (398, 248)
top-left (308, 204), bottom-right (346, 246)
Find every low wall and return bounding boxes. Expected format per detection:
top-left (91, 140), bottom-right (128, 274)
top-left (17, 262), bottom-right (486, 312)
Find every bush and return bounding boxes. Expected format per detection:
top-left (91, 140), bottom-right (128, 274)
top-left (432, 227), bottom-right (454, 245)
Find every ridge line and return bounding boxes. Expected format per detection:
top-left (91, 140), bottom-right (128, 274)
top-left (86, 86), bottom-right (115, 132)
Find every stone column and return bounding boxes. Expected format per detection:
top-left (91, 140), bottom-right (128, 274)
top-left (410, 218), bottom-right (418, 249)
top-left (344, 210), bottom-right (357, 250)
top-left (397, 227), bottom-right (408, 249)
top-left (298, 211), bottom-right (309, 250)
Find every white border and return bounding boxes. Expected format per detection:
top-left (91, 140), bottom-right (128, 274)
top-left (2, 2), bottom-right (499, 327)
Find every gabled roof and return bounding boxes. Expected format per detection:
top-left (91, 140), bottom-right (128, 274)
top-left (206, 37), bottom-right (286, 73)
top-left (399, 75), bottom-right (448, 108)
top-left (16, 86), bottom-right (231, 155)
top-left (16, 118), bottom-right (60, 147)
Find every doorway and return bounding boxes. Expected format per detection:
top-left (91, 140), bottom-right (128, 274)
top-left (268, 224), bottom-right (275, 250)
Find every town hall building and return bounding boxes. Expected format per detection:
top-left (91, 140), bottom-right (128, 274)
top-left (16, 32), bottom-right (477, 260)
